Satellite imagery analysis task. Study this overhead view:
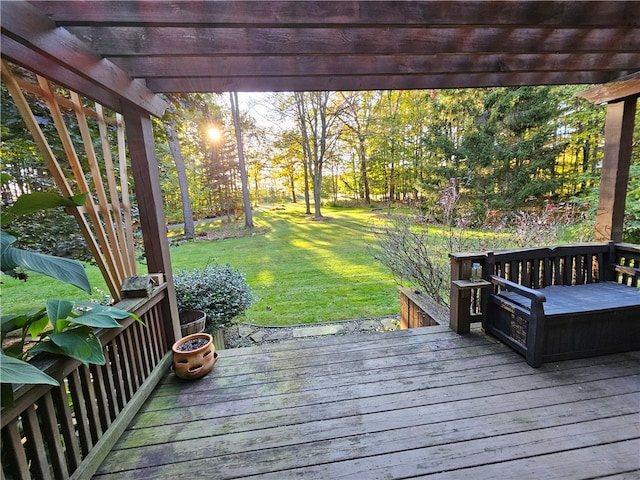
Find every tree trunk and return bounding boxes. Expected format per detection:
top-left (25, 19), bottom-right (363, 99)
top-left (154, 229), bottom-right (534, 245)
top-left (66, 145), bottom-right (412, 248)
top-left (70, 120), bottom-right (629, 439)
top-left (229, 91), bottom-right (253, 228)
top-left (289, 174), bottom-right (297, 203)
top-left (295, 92), bottom-right (313, 215)
top-left (163, 119), bottom-right (195, 238)
top-left (358, 134), bottom-right (371, 204)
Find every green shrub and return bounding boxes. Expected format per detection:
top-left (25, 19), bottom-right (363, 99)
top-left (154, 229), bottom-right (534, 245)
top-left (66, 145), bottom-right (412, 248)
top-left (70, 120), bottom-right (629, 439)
top-left (173, 263), bottom-right (253, 330)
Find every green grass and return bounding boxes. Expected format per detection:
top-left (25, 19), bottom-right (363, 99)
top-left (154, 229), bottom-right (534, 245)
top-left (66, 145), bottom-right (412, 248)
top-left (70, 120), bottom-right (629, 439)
top-left (1, 204), bottom-right (401, 325)
top-left (169, 204), bottom-right (400, 325)
top-left (1, 266), bottom-right (111, 315)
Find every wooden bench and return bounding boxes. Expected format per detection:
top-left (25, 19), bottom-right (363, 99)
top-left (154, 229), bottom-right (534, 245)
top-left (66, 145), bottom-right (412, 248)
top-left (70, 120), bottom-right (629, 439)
top-left (483, 243), bottom-right (640, 367)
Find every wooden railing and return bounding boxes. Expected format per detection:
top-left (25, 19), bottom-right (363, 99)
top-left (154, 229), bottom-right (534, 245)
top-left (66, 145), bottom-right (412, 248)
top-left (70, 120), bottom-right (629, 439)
top-left (449, 242), bottom-right (640, 333)
top-left (1, 285), bottom-right (174, 480)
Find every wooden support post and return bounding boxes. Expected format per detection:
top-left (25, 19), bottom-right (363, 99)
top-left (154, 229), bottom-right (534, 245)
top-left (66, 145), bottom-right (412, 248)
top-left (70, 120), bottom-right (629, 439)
top-left (122, 105), bottom-right (180, 345)
top-left (595, 97), bottom-right (637, 242)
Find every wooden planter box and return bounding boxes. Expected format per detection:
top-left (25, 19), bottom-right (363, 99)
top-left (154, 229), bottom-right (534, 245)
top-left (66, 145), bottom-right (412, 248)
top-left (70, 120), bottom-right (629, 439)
top-left (400, 288), bottom-right (448, 329)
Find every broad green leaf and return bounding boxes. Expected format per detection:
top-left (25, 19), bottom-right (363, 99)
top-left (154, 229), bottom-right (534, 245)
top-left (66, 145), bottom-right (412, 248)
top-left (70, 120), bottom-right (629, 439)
top-left (0, 351), bottom-right (59, 386)
top-left (46, 299), bottom-right (74, 332)
top-left (0, 231), bottom-right (17, 250)
top-left (1, 313), bottom-right (28, 333)
top-left (75, 302), bottom-right (142, 324)
top-left (47, 328), bottom-right (106, 365)
top-left (5, 192), bottom-right (86, 218)
top-left (27, 312), bottom-right (50, 338)
top-left (1, 240), bottom-right (91, 293)
top-left (70, 312), bottom-right (122, 329)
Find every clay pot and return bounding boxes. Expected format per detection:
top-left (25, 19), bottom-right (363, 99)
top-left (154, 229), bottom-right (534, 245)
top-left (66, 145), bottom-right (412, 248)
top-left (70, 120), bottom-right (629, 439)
top-left (172, 333), bottom-right (217, 380)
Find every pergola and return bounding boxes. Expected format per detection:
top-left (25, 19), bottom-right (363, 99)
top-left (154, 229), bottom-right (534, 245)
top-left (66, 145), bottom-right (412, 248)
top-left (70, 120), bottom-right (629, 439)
top-left (1, 2), bottom-right (639, 477)
top-left (2, 1), bottom-right (639, 249)
top-left (0, 0), bottom-right (638, 348)
top-left (3, 0), bottom-right (640, 232)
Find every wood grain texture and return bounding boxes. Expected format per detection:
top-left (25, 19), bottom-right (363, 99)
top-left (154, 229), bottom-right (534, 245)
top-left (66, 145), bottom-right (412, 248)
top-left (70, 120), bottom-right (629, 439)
top-left (94, 326), bottom-right (640, 479)
top-left (4, 1), bottom-right (638, 95)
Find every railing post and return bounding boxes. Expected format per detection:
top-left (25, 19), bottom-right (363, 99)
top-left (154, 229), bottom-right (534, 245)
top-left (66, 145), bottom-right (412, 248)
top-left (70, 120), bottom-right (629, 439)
top-left (450, 254), bottom-right (470, 333)
top-left (122, 105), bottom-right (180, 345)
top-left (449, 252), bottom-right (486, 333)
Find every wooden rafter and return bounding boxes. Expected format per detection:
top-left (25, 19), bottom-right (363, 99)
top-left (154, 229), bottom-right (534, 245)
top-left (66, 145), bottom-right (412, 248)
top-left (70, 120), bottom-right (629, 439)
top-left (578, 72), bottom-right (640, 104)
top-left (27, 1), bottom-right (640, 27)
top-left (3, 1), bottom-right (636, 94)
top-left (0, 1), bottom-right (167, 116)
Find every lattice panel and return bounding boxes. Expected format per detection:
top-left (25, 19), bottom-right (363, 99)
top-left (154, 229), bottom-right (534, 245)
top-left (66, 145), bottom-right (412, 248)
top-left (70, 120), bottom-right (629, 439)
top-left (2, 60), bottom-right (137, 300)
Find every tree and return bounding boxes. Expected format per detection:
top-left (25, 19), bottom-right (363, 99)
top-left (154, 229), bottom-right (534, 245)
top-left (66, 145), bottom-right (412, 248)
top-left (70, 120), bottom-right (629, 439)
top-left (463, 87), bottom-right (565, 211)
top-left (338, 91), bottom-right (377, 204)
top-left (229, 92), bottom-right (253, 228)
top-left (163, 115), bottom-right (195, 237)
top-left (293, 92), bottom-right (343, 218)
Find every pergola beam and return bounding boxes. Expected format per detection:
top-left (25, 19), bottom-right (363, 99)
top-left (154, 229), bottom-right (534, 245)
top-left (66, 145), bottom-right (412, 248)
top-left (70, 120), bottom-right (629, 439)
top-left (29, 1), bottom-right (640, 27)
top-left (0, 1), bottom-right (167, 117)
top-left (577, 72), bottom-right (640, 104)
top-left (65, 26), bottom-right (640, 57)
top-left (116, 53), bottom-right (640, 79)
top-left (146, 71), bottom-right (622, 94)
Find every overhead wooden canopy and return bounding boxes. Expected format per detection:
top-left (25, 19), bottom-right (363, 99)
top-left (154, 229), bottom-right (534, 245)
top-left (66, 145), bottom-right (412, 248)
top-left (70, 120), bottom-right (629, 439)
top-left (2, 0), bottom-right (639, 109)
top-left (1, 1), bottom-right (639, 246)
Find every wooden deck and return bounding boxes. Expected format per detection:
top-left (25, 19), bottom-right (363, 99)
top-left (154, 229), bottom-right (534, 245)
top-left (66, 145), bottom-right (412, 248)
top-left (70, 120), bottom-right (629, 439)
top-left (94, 325), bottom-right (640, 479)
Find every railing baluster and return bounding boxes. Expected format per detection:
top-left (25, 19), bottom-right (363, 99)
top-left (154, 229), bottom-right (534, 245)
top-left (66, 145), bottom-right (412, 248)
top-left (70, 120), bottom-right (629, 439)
top-left (79, 364), bottom-right (103, 444)
top-left (116, 332), bottom-right (135, 400)
top-left (22, 405), bottom-right (51, 480)
top-left (51, 381), bottom-right (82, 472)
top-left (124, 326), bottom-right (142, 390)
top-left (101, 344), bottom-right (120, 423)
top-left (91, 363), bottom-right (112, 429)
top-left (68, 369), bottom-right (92, 456)
top-left (39, 392), bottom-right (69, 479)
top-left (2, 419), bottom-right (30, 477)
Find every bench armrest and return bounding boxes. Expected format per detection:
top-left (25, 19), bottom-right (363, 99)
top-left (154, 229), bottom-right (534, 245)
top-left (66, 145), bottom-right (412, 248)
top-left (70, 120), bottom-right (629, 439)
top-left (489, 275), bottom-right (547, 303)
top-left (615, 264), bottom-right (640, 278)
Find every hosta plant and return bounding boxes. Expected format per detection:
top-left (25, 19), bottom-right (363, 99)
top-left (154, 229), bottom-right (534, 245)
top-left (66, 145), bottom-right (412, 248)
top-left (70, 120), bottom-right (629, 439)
top-left (1, 299), bottom-right (141, 406)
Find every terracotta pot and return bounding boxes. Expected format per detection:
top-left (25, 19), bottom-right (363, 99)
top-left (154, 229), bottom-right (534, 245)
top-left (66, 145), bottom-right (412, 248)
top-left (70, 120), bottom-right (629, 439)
top-left (179, 309), bottom-right (207, 337)
top-left (172, 333), bottom-right (217, 380)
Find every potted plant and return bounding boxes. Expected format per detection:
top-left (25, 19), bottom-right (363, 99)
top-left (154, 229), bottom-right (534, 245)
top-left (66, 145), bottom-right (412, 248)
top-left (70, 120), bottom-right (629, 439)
top-left (171, 332), bottom-right (218, 380)
top-left (0, 191), bottom-right (141, 405)
top-left (173, 263), bottom-right (253, 345)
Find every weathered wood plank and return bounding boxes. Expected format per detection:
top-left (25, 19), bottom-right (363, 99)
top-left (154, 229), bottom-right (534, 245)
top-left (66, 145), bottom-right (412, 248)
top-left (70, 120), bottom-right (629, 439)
top-left (71, 26), bottom-right (640, 56)
top-left (94, 326), bottom-right (639, 479)
top-left (128, 363), bottom-right (640, 432)
top-left (114, 373), bottom-right (639, 452)
top-left (114, 52), bottom-right (640, 78)
top-left (146, 71), bottom-right (619, 94)
top-left (422, 440), bottom-right (640, 480)
top-left (31, 1), bottom-right (640, 27)
top-left (96, 408), bottom-right (639, 478)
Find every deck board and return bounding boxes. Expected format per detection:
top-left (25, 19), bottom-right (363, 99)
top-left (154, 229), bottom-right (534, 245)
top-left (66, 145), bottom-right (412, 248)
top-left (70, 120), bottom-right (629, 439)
top-left (94, 326), bottom-right (640, 479)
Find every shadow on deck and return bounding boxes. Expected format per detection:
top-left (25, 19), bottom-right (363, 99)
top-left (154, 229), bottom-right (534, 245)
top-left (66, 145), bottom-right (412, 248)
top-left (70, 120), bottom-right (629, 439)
top-left (94, 325), bottom-right (640, 479)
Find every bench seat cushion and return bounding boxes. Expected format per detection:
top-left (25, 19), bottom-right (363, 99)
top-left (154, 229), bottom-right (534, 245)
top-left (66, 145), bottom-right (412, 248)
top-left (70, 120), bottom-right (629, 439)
top-left (500, 281), bottom-right (640, 316)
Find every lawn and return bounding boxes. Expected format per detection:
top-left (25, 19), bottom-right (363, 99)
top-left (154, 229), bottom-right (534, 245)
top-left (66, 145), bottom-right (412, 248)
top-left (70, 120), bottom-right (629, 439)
top-left (2, 204), bottom-right (402, 326)
top-left (169, 204), bottom-right (401, 325)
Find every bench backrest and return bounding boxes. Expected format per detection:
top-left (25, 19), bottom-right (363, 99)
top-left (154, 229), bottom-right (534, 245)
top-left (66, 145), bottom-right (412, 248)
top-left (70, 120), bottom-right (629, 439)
top-left (486, 243), bottom-right (615, 289)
